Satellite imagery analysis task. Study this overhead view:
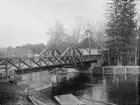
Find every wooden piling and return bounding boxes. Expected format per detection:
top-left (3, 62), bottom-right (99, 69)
top-left (113, 67), bottom-right (115, 74)
top-left (103, 67), bottom-right (104, 74)
top-left (125, 67), bottom-right (126, 75)
top-left (5, 64), bottom-right (8, 78)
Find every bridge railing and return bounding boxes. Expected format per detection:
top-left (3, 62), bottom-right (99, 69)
top-left (0, 55), bottom-right (103, 74)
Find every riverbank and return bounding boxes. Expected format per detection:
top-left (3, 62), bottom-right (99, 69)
top-left (0, 78), bottom-right (32, 105)
top-left (0, 78), bottom-right (57, 105)
top-left (92, 66), bottom-right (140, 74)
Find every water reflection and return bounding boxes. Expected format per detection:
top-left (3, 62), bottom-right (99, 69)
top-left (51, 72), bottom-right (91, 96)
top-left (105, 74), bottom-right (139, 105)
top-left (42, 68), bottom-right (139, 105)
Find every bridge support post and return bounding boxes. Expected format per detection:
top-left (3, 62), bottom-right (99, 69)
top-left (103, 67), bottom-right (104, 75)
top-left (91, 63), bottom-right (97, 69)
top-left (5, 64), bottom-right (8, 78)
top-left (89, 67), bottom-right (92, 74)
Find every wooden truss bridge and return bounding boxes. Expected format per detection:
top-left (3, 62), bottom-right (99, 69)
top-left (0, 46), bottom-right (103, 76)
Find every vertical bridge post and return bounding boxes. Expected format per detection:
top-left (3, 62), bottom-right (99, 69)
top-left (5, 63), bottom-right (8, 78)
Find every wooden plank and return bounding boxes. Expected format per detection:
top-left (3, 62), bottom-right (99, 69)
top-left (54, 57), bottom-right (61, 64)
top-left (61, 57), bottom-right (67, 63)
top-left (48, 58), bottom-right (55, 64)
top-left (28, 95), bottom-right (48, 105)
top-left (7, 60), bottom-right (20, 69)
top-left (40, 58), bottom-right (48, 65)
top-left (0, 68), bottom-right (5, 69)
top-left (55, 49), bottom-right (61, 55)
top-left (0, 65), bottom-right (6, 69)
top-left (31, 96), bottom-right (47, 105)
top-left (0, 60), bottom-right (6, 65)
top-left (20, 59), bottom-right (31, 68)
top-left (7, 60), bottom-right (19, 69)
top-left (28, 96), bottom-right (38, 105)
top-left (77, 49), bottom-right (83, 55)
top-left (54, 94), bottom-right (85, 105)
top-left (30, 58), bottom-right (41, 67)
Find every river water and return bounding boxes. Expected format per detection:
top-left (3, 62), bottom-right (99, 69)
top-left (41, 67), bottom-right (139, 105)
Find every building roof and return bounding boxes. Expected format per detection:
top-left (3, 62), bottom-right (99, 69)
top-left (78, 38), bottom-right (100, 49)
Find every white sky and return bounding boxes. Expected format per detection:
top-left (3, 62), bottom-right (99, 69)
top-left (0, 0), bottom-right (139, 47)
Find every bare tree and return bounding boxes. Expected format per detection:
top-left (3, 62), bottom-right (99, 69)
top-left (71, 17), bottom-right (86, 43)
top-left (47, 21), bottom-right (68, 47)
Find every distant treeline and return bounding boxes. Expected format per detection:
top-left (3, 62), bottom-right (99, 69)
top-left (0, 42), bottom-right (75, 57)
top-left (0, 43), bottom-right (46, 57)
top-left (16, 43), bottom-right (46, 54)
top-left (0, 47), bottom-right (6, 57)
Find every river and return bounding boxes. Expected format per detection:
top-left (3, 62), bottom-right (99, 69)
top-left (41, 67), bottom-right (139, 105)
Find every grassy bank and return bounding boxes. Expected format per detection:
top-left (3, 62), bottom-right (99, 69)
top-left (0, 79), bottom-right (32, 105)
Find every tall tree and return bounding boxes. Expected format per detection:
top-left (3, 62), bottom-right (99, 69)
top-left (71, 17), bottom-right (86, 43)
top-left (47, 21), bottom-right (68, 48)
top-left (135, 13), bottom-right (140, 65)
top-left (138, 14), bottom-right (140, 38)
top-left (106, 0), bottom-right (137, 65)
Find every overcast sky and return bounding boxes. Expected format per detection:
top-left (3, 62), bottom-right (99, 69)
top-left (0, 0), bottom-right (139, 47)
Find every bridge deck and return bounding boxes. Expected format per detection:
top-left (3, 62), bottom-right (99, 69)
top-left (0, 55), bottom-right (103, 76)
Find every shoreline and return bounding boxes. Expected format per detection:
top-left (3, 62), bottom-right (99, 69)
top-left (92, 66), bottom-right (140, 75)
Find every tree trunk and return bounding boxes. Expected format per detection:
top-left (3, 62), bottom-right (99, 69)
top-left (117, 55), bottom-right (122, 66)
top-left (135, 47), bottom-right (137, 66)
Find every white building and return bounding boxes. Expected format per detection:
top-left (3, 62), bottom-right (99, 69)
top-left (78, 37), bottom-right (104, 55)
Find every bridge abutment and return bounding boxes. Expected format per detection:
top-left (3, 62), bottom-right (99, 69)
top-left (17, 70), bottom-right (52, 91)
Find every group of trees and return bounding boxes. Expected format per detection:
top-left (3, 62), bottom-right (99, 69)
top-left (3, 43), bottom-right (46, 57)
top-left (46, 19), bottom-right (107, 51)
top-left (47, 0), bottom-right (139, 66)
top-left (105, 0), bottom-right (139, 65)
top-left (1, 19), bottom-right (106, 57)
top-left (46, 20), bottom-right (82, 48)
top-left (0, 48), bottom-right (6, 57)
top-left (1, 0), bottom-right (139, 66)
top-left (16, 43), bottom-right (46, 54)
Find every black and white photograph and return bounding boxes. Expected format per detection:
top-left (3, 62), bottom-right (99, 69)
top-left (0, 0), bottom-right (140, 105)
